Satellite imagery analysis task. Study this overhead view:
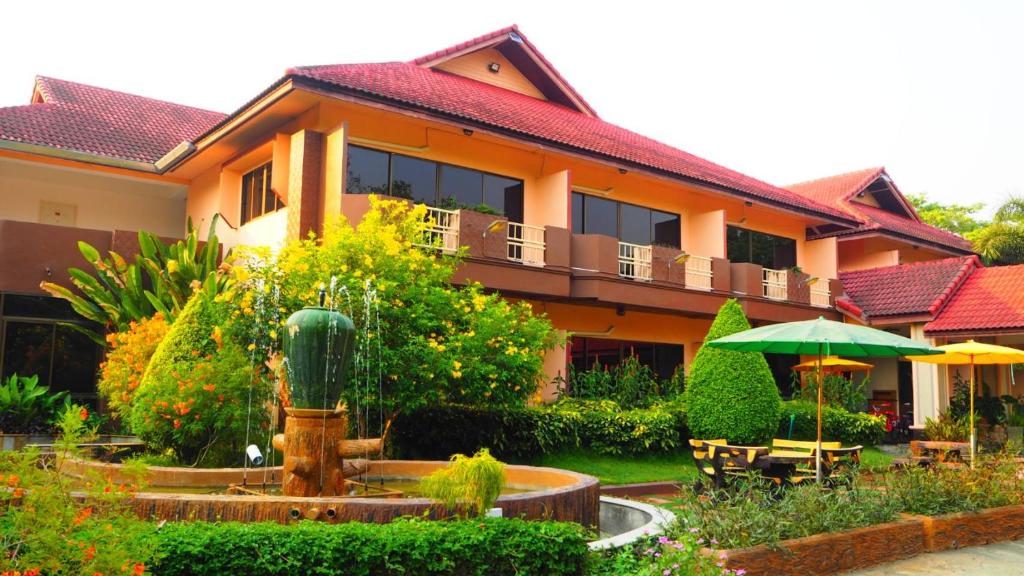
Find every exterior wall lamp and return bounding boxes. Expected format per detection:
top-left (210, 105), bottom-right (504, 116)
top-left (806, 276), bottom-right (820, 285)
top-left (673, 252), bottom-right (690, 265)
top-left (488, 62), bottom-right (501, 73)
top-left (484, 220), bottom-right (507, 237)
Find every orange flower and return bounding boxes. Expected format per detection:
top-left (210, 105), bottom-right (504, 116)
top-left (7, 474), bottom-right (19, 487)
top-left (133, 563), bottom-right (145, 576)
top-left (84, 544), bottom-right (96, 561)
top-left (73, 506), bottom-right (93, 525)
top-left (80, 407), bottom-right (90, 421)
top-left (173, 419), bottom-right (181, 430)
top-left (11, 488), bottom-right (23, 499)
top-left (202, 384), bottom-right (216, 392)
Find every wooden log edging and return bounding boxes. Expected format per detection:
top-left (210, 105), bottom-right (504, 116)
top-left (710, 504), bottom-right (1024, 576)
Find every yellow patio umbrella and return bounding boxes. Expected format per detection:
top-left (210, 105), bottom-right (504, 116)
top-left (792, 357), bottom-right (874, 373)
top-left (905, 340), bottom-right (1024, 468)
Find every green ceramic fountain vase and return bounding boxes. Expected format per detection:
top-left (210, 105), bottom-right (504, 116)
top-left (283, 306), bottom-right (355, 410)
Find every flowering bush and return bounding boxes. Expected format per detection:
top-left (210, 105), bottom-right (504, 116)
top-left (130, 292), bottom-right (268, 466)
top-left (233, 196), bottom-right (557, 424)
top-left (0, 404), bottom-right (156, 574)
top-left (98, 313), bottom-right (171, 422)
top-left (589, 532), bottom-right (745, 576)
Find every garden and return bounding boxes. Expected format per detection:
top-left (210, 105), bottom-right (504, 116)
top-left (2, 196), bottom-right (1023, 575)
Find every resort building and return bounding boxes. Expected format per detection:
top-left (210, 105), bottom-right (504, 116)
top-left (0, 25), bottom-right (1009, 426)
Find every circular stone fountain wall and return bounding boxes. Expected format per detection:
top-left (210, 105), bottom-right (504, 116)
top-left (64, 459), bottom-right (600, 528)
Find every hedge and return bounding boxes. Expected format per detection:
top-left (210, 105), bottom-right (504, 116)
top-left (778, 400), bottom-right (886, 445)
top-left (151, 518), bottom-right (589, 576)
top-left (391, 401), bottom-right (688, 460)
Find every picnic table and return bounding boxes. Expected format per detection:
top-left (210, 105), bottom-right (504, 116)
top-left (690, 438), bottom-right (863, 488)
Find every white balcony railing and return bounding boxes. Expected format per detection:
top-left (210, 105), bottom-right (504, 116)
top-left (507, 222), bottom-right (546, 266)
top-left (618, 241), bottom-right (652, 281)
top-left (684, 255), bottom-right (713, 291)
top-left (415, 206), bottom-right (460, 254)
top-left (810, 284), bottom-right (832, 308)
top-left (763, 268), bottom-right (788, 300)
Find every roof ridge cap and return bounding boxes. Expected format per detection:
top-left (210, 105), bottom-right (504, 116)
top-left (32, 75), bottom-right (226, 116)
top-left (927, 255), bottom-right (981, 315)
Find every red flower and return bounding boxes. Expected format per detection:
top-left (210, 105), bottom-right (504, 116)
top-left (133, 563), bottom-right (145, 576)
top-left (80, 407), bottom-right (90, 421)
top-left (84, 544), bottom-right (96, 561)
top-left (173, 419), bottom-right (181, 430)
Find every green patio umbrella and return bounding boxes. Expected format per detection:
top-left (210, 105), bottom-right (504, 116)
top-left (706, 316), bottom-right (944, 482)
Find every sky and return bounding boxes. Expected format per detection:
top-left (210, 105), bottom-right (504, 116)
top-left (3, 0), bottom-right (1022, 217)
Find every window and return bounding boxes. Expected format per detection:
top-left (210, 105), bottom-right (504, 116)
top-left (726, 225), bottom-right (796, 269)
top-left (569, 337), bottom-right (683, 381)
top-left (0, 294), bottom-right (100, 397)
top-left (571, 192), bottom-right (681, 248)
top-left (345, 145), bottom-right (524, 220)
top-left (240, 162), bottom-right (282, 225)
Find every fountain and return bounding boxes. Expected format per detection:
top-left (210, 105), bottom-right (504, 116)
top-left (61, 292), bottom-right (674, 543)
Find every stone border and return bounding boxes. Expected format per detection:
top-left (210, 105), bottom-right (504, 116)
top-left (62, 458), bottom-right (600, 528)
top-left (712, 505), bottom-right (1024, 576)
top-left (589, 496), bottom-right (676, 550)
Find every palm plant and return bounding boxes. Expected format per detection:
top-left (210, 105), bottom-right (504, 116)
top-left (968, 197), bottom-right (1024, 265)
top-left (40, 216), bottom-right (226, 345)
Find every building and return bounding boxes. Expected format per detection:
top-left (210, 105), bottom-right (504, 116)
top-left (0, 25), bottom-right (1003, 423)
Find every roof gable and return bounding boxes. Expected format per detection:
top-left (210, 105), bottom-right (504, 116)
top-left (788, 167), bottom-right (972, 252)
top-left (925, 265), bottom-right (1024, 334)
top-left (411, 25), bottom-right (598, 117)
top-left (836, 255), bottom-right (980, 321)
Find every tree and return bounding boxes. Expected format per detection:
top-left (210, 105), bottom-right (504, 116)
top-left (905, 193), bottom-right (985, 236)
top-left (967, 197), bottom-right (1024, 265)
top-left (683, 299), bottom-right (781, 444)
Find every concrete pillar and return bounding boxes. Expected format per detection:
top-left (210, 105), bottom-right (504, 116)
top-left (538, 332), bottom-right (569, 402)
top-left (321, 122), bottom-right (348, 226)
top-left (910, 323), bottom-right (941, 427)
top-left (287, 130), bottom-right (324, 240)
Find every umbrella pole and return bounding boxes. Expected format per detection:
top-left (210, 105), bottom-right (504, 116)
top-left (970, 357), bottom-right (976, 470)
top-left (816, 343), bottom-right (823, 483)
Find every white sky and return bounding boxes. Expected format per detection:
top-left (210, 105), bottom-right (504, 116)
top-left (3, 0), bottom-right (1022, 217)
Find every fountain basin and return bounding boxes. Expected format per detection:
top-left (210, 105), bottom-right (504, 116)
top-left (589, 496), bottom-right (676, 550)
top-left (62, 458), bottom-right (600, 527)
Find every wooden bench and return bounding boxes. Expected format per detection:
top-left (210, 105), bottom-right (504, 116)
top-left (770, 439), bottom-right (862, 484)
top-left (689, 439), bottom-right (772, 489)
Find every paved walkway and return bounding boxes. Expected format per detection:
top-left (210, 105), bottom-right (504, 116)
top-left (843, 539), bottom-right (1024, 575)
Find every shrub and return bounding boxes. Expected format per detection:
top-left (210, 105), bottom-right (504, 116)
top-left (679, 475), bottom-right (900, 549)
top-left (951, 374), bottom-right (1006, 424)
top-left (798, 373), bottom-right (869, 413)
top-left (420, 448), bottom-right (506, 514)
top-left (234, 197), bottom-right (558, 425)
top-left (0, 404), bottom-right (157, 575)
top-left (684, 299), bottom-right (781, 444)
top-left (562, 356), bottom-right (684, 409)
top-left (881, 455), bottom-right (1024, 515)
top-left (0, 374), bottom-right (68, 434)
top-left (131, 293), bottom-right (269, 466)
top-left (150, 518), bottom-right (588, 576)
top-left (778, 400), bottom-right (885, 445)
top-left (392, 401), bottom-right (687, 460)
top-left (98, 313), bottom-right (171, 422)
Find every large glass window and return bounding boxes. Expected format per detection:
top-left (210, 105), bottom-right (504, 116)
top-left (571, 192), bottom-right (681, 248)
top-left (569, 337), bottom-right (683, 381)
top-left (0, 294), bottom-right (100, 397)
top-left (240, 162), bottom-right (282, 225)
top-left (727, 225), bottom-right (796, 269)
top-left (345, 145), bottom-right (524, 220)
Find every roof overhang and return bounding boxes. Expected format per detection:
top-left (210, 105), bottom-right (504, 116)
top-left (815, 230), bottom-right (973, 256)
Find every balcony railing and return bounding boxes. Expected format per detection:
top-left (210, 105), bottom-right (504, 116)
top-left (618, 241), bottom-right (652, 281)
top-left (763, 267), bottom-right (788, 300)
top-left (684, 255), bottom-right (713, 291)
top-left (507, 222), bottom-right (546, 267)
top-left (415, 206), bottom-right (460, 254)
top-left (810, 283), bottom-right (831, 308)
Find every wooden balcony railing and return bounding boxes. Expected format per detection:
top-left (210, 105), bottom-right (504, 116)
top-left (810, 284), bottom-right (831, 308)
top-left (618, 241), bottom-right (652, 281)
top-left (684, 255), bottom-right (713, 291)
top-left (763, 267), bottom-right (788, 300)
top-left (507, 222), bottom-right (546, 267)
top-left (415, 206), bottom-right (460, 254)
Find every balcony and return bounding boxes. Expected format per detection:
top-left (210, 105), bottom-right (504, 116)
top-left (618, 241), bottom-right (652, 281)
top-left (507, 222), bottom-right (546, 267)
top-left (684, 255), bottom-right (714, 291)
top-left (415, 206), bottom-right (461, 255)
top-left (810, 282), bottom-right (832, 308)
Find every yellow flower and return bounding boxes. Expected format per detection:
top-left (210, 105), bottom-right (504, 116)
top-left (167, 259), bottom-right (179, 274)
top-left (451, 370), bottom-right (462, 379)
top-left (269, 329), bottom-right (278, 340)
top-left (453, 360), bottom-right (462, 370)
top-left (247, 343), bottom-right (256, 351)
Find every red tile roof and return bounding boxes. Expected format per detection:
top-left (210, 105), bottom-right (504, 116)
top-left (0, 76), bottom-right (225, 164)
top-left (837, 255), bottom-right (980, 320)
top-left (787, 168), bottom-right (972, 252)
top-left (925, 265), bottom-right (1024, 334)
top-left (286, 63), bottom-right (854, 223)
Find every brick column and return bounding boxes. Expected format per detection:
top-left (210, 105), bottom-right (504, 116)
top-left (287, 130), bottom-right (324, 240)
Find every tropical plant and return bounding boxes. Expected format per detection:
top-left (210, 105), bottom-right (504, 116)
top-left (968, 197), bottom-right (1024, 265)
top-left (798, 372), bottom-right (869, 413)
top-left (420, 448), bottom-right (506, 515)
top-left (923, 408), bottom-right (969, 442)
top-left (950, 374), bottom-right (1005, 424)
top-left (130, 292), bottom-right (268, 466)
top-left (0, 374), bottom-right (68, 434)
top-left (40, 216), bottom-right (225, 345)
top-left (684, 299), bottom-right (781, 444)
top-left (559, 356), bottom-right (684, 409)
top-left (881, 454), bottom-right (1024, 515)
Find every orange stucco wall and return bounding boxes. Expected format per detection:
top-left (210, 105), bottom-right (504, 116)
top-left (435, 48), bottom-right (547, 100)
top-left (838, 236), bottom-right (954, 272)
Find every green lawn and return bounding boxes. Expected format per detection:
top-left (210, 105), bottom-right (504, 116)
top-left (532, 444), bottom-right (895, 485)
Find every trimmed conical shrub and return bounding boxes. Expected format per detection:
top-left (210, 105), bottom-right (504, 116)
top-left (684, 299), bottom-right (781, 444)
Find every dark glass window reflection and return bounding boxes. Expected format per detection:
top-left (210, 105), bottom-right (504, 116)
top-left (571, 192), bottom-right (680, 248)
top-left (726, 225), bottom-right (797, 269)
top-left (619, 203), bottom-right (652, 245)
top-left (346, 147), bottom-right (389, 194)
top-left (391, 155), bottom-right (437, 205)
top-left (440, 165), bottom-right (482, 207)
top-left (652, 210), bottom-right (681, 247)
top-left (2, 322), bottom-right (53, 384)
top-left (584, 196), bottom-right (618, 238)
top-left (569, 337), bottom-right (683, 381)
